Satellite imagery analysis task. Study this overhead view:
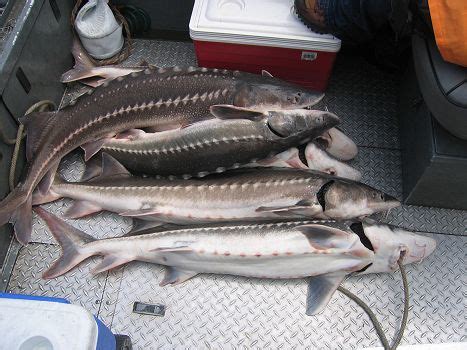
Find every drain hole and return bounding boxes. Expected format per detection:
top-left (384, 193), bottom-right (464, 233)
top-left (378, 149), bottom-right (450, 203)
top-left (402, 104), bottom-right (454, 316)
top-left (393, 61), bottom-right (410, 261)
top-left (350, 222), bottom-right (374, 251)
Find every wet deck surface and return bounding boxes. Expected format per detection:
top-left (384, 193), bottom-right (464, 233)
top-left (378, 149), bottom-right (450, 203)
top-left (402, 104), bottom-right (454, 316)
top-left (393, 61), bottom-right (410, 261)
top-left (2, 40), bottom-right (466, 349)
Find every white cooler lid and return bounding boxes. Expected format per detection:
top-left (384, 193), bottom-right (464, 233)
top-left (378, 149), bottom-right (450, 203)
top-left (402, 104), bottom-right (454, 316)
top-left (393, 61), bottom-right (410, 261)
top-left (190, 0), bottom-right (341, 52)
top-left (0, 298), bottom-right (98, 350)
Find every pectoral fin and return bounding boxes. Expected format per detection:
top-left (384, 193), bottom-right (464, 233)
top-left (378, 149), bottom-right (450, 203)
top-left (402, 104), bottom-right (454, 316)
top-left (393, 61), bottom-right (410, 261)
top-left (295, 224), bottom-right (352, 250)
top-left (160, 267), bottom-right (198, 286)
top-left (256, 200), bottom-right (322, 216)
top-left (210, 105), bottom-right (265, 121)
top-left (306, 274), bottom-right (345, 315)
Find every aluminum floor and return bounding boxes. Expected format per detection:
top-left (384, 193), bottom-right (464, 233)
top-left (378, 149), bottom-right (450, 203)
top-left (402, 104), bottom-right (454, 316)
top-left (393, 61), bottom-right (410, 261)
top-left (2, 40), bottom-right (466, 349)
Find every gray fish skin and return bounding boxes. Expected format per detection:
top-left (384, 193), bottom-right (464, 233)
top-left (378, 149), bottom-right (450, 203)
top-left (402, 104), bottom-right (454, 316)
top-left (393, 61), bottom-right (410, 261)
top-left (35, 207), bottom-right (436, 315)
top-left (35, 157), bottom-right (400, 223)
top-left (101, 109), bottom-right (339, 176)
top-left (0, 66), bottom-right (324, 245)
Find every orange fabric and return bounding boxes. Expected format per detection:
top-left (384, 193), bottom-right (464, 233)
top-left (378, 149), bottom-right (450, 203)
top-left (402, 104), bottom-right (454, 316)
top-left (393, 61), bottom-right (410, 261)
top-left (428, 0), bottom-right (467, 67)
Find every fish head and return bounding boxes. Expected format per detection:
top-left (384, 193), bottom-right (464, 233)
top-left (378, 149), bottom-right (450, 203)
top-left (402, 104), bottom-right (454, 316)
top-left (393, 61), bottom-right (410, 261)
top-left (265, 110), bottom-right (340, 138)
top-left (313, 128), bottom-right (358, 161)
top-left (354, 220), bottom-right (437, 274)
top-left (318, 180), bottom-right (400, 219)
top-left (234, 78), bottom-right (324, 110)
top-left (304, 143), bottom-right (362, 181)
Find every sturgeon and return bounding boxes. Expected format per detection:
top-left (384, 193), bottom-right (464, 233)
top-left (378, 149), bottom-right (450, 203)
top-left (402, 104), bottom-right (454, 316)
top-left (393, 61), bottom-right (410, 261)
top-left (33, 154), bottom-right (399, 222)
top-left (35, 208), bottom-right (436, 315)
top-left (0, 66), bottom-right (324, 244)
top-left (97, 107), bottom-right (339, 177)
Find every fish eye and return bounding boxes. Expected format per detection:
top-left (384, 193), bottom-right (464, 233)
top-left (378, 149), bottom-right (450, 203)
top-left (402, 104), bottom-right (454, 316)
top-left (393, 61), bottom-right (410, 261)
top-left (297, 92), bottom-right (302, 96)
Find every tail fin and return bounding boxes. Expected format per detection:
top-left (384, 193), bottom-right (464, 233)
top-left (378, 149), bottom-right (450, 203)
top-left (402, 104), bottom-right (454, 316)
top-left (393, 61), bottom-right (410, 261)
top-left (60, 37), bottom-right (97, 83)
top-left (34, 207), bottom-right (96, 279)
top-left (0, 188), bottom-right (31, 245)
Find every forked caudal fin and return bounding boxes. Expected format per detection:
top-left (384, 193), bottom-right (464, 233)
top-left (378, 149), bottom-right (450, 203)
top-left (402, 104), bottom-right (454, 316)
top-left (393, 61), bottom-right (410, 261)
top-left (0, 188), bottom-right (32, 245)
top-left (35, 207), bottom-right (135, 278)
top-left (34, 207), bottom-right (96, 278)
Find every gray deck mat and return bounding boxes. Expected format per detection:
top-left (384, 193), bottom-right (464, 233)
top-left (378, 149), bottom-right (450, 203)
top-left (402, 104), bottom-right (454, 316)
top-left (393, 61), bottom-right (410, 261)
top-left (3, 40), bottom-right (466, 349)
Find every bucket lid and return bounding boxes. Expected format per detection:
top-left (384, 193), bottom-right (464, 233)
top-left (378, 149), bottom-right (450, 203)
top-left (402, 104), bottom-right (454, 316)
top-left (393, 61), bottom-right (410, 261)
top-left (190, 0), bottom-right (341, 52)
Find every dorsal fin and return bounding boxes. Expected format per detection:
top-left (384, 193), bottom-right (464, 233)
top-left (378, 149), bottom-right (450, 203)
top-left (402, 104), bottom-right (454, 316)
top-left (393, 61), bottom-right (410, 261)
top-left (262, 70), bottom-right (273, 77)
top-left (88, 153), bottom-right (131, 182)
top-left (19, 111), bottom-right (59, 161)
top-left (296, 224), bottom-right (352, 250)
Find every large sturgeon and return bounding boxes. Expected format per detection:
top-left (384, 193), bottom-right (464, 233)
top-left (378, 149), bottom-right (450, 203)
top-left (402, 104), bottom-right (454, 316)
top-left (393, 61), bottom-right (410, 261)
top-left (97, 107), bottom-right (339, 177)
top-left (33, 154), bottom-right (399, 223)
top-left (0, 66), bottom-right (325, 244)
top-left (35, 208), bottom-right (436, 315)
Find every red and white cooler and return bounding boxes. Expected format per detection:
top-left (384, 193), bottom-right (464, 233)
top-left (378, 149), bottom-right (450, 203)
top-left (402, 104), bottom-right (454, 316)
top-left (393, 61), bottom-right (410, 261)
top-left (189, 0), bottom-right (341, 91)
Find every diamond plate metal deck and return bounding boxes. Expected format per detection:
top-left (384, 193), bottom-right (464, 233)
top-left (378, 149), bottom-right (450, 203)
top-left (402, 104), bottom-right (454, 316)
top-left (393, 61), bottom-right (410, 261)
top-left (3, 39), bottom-right (467, 349)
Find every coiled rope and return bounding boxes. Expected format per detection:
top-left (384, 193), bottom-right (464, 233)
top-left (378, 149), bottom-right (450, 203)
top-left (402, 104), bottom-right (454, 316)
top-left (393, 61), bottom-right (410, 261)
top-left (338, 259), bottom-right (409, 350)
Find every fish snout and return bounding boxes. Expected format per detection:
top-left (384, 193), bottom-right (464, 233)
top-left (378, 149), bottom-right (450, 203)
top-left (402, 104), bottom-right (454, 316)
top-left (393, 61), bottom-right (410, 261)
top-left (369, 192), bottom-right (400, 212)
top-left (298, 91), bottom-right (325, 108)
top-left (319, 111), bottom-right (340, 129)
top-left (401, 235), bottom-right (437, 264)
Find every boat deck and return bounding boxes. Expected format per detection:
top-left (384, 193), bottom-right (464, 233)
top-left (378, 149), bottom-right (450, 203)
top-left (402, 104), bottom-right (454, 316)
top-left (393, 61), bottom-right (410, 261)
top-left (1, 39), bottom-right (465, 349)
